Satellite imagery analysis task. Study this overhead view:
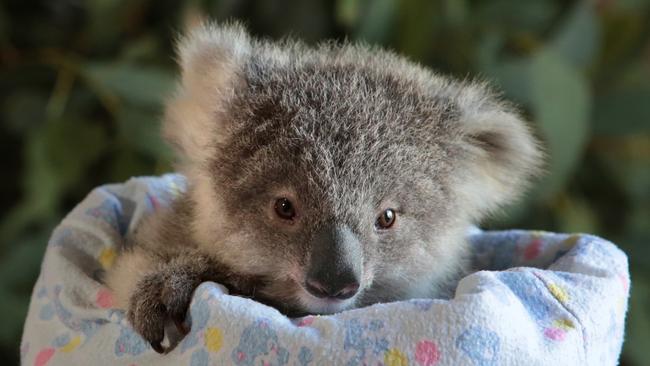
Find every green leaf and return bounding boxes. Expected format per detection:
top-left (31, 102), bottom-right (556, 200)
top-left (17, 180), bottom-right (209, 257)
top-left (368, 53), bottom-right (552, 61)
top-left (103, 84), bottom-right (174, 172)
top-left (549, 1), bottom-right (601, 68)
top-left (617, 61), bottom-right (650, 89)
top-left (626, 205), bottom-right (650, 246)
top-left (0, 233), bottom-right (47, 291)
top-left (36, 119), bottom-right (109, 189)
top-left (474, 0), bottom-right (558, 34)
top-left (336, 0), bottom-right (361, 27)
top-left (593, 87), bottom-right (650, 135)
top-left (353, 0), bottom-right (398, 44)
top-left (116, 105), bottom-right (173, 159)
top-left (0, 291), bottom-right (30, 346)
top-left (208, 0), bottom-right (241, 20)
top-left (250, 1), bottom-right (331, 43)
top-left (396, 0), bottom-right (439, 59)
top-left (83, 0), bottom-right (130, 49)
top-left (0, 119), bottom-right (109, 243)
top-left (554, 196), bottom-right (599, 234)
top-left (443, 0), bottom-right (468, 27)
top-left (484, 56), bottom-right (533, 105)
top-left (602, 152), bottom-right (650, 201)
top-left (476, 32), bottom-right (534, 105)
top-left (0, 232), bottom-right (45, 348)
top-left (475, 31), bottom-right (503, 70)
top-left (108, 149), bottom-right (155, 181)
top-left (614, 0), bottom-right (650, 11)
top-left (529, 49), bottom-right (591, 198)
top-left (119, 35), bottom-right (162, 63)
top-left (1, 89), bottom-right (48, 135)
top-left (84, 63), bottom-right (176, 108)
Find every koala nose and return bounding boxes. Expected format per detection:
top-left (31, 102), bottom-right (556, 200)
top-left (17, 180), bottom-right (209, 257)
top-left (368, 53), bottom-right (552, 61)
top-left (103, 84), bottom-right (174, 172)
top-left (305, 225), bottom-right (363, 300)
top-left (305, 276), bottom-right (360, 300)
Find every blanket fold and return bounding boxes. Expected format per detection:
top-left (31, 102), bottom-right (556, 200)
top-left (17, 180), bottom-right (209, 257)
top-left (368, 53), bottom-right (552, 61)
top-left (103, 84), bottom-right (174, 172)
top-left (21, 175), bottom-right (629, 366)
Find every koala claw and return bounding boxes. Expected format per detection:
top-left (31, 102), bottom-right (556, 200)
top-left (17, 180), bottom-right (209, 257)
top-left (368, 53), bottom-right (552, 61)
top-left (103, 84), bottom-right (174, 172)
top-left (128, 270), bottom-right (199, 353)
top-left (150, 341), bottom-right (165, 354)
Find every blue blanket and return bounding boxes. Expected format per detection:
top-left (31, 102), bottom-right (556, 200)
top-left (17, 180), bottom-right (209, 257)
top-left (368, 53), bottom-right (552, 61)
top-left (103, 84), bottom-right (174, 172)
top-left (21, 175), bottom-right (630, 365)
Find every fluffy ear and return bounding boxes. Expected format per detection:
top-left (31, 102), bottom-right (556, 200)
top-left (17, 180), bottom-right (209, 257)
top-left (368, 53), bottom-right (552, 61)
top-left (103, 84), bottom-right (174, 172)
top-left (453, 84), bottom-right (544, 219)
top-left (163, 22), bottom-right (252, 165)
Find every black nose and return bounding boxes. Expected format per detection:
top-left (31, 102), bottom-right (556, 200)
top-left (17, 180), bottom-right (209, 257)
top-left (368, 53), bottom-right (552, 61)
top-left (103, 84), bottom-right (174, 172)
top-left (305, 225), bottom-right (363, 300)
top-left (305, 277), bottom-right (360, 300)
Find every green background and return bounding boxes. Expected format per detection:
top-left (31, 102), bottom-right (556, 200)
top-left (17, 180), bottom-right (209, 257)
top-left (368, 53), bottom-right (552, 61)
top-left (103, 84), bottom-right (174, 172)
top-left (1, 0), bottom-right (649, 364)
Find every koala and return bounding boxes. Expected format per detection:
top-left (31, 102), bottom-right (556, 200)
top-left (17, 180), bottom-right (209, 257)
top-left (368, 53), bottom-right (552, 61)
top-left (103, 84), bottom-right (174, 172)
top-left (105, 22), bottom-right (542, 353)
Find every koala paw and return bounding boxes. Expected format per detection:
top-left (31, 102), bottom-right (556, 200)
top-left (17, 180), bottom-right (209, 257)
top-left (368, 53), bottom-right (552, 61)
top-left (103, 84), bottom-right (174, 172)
top-left (127, 270), bottom-right (199, 354)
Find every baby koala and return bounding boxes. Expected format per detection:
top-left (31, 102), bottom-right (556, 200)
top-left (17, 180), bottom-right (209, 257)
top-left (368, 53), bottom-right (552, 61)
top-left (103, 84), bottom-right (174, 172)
top-left (106, 22), bottom-right (542, 353)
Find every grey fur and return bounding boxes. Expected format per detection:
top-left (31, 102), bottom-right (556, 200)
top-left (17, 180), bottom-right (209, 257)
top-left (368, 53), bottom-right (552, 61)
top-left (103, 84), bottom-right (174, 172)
top-left (105, 22), bottom-right (543, 352)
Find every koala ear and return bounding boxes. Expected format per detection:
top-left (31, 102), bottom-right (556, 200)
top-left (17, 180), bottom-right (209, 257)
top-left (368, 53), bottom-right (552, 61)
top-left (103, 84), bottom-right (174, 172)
top-left (163, 22), bottom-right (252, 165)
top-left (453, 85), bottom-right (544, 219)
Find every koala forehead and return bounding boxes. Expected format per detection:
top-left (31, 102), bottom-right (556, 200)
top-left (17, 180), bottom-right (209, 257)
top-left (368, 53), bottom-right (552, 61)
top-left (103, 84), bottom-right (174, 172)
top-left (213, 52), bottom-right (462, 215)
top-left (169, 23), bottom-right (543, 236)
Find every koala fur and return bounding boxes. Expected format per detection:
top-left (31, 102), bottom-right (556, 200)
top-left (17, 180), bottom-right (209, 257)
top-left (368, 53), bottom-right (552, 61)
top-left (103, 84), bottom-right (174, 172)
top-left (105, 22), bottom-right (542, 353)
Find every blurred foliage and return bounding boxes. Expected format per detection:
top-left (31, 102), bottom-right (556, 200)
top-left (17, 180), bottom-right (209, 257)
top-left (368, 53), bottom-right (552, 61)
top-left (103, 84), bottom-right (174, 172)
top-left (0, 0), bottom-right (649, 364)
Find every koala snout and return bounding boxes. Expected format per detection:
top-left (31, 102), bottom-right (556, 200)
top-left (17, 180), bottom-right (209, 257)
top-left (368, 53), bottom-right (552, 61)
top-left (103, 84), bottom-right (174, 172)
top-left (304, 225), bottom-right (363, 300)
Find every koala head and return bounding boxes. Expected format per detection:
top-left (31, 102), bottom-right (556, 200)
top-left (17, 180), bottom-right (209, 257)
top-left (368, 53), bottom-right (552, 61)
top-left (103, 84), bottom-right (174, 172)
top-left (164, 23), bottom-right (542, 315)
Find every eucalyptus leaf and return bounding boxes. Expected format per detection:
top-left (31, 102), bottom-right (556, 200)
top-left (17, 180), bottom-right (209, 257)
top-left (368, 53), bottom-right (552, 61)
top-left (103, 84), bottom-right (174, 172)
top-left (615, 0), bottom-right (650, 11)
top-left (2, 89), bottom-right (48, 135)
top-left (108, 149), bottom-right (155, 182)
top-left (593, 88), bottom-right (650, 136)
top-left (353, 0), bottom-right (397, 44)
top-left (529, 49), bottom-right (591, 198)
top-left (0, 233), bottom-right (47, 291)
top-left (554, 196), bottom-right (599, 234)
top-left (474, 0), bottom-right (558, 33)
top-left (475, 31), bottom-right (504, 72)
top-left (208, 0), bottom-right (242, 20)
top-left (7, 119), bottom-right (110, 236)
top-left (84, 63), bottom-right (176, 108)
top-left (336, 0), bottom-right (360, 27)
top-left (549, 1), bottom-right (601, 69)
top-left (484, 57), bottom-right (533, 105)
top-left (120, 35), bottom-right (162, 63)
top-left (618, 61), bottom-right (650, 89)
top-left (83, 0), bottom-right (130, 48)
top-left (443, 0), bottom-right (468, 26)
top-left (37, 119), bottom-right (109, 188)
top-left (396, 0), bottom-right (439, 59)
top-left (600, 152), bottom-right (650, 200)
top-left (252, 0), bottom-right (331, 43)
top-left (116, 105), bottom-right (173, 160)
top-left (0, 292), bottom-right (29, 346)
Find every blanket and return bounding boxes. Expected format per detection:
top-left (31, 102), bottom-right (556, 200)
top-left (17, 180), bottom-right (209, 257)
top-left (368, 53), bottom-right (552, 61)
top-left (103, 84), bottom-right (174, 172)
top-left (21, 175), bottom-right (630, 365)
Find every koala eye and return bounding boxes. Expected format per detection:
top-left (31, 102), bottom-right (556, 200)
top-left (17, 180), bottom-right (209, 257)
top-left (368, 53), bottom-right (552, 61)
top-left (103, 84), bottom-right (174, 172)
top-left (274, 198), bottom-right (296, 220)
top-left (375, 208), bottom-right (396, 230)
